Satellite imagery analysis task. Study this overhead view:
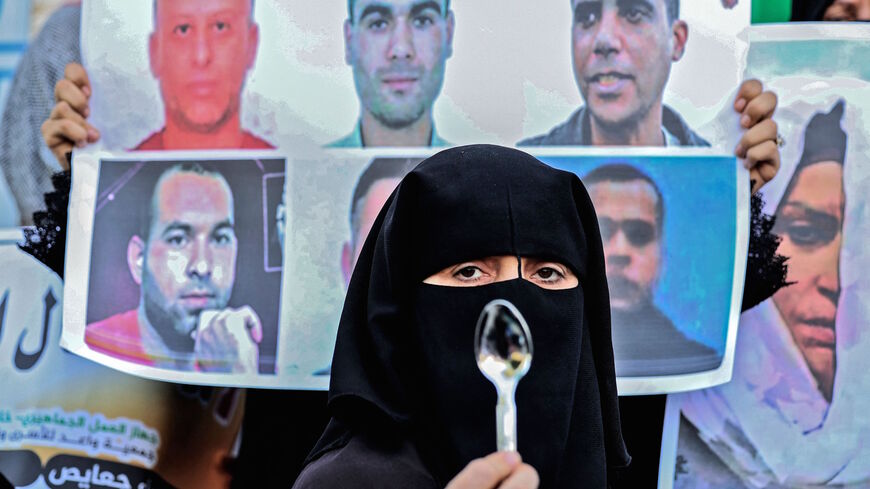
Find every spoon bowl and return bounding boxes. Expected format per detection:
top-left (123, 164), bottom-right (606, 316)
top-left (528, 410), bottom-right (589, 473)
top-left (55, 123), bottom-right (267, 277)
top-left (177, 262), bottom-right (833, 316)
top-left (475, 299), bottom-right (533, 452)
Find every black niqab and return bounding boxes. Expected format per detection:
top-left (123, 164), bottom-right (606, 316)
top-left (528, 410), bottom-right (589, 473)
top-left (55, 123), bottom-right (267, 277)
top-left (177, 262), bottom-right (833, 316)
top-left (305, 145), bottom-right (629, 487)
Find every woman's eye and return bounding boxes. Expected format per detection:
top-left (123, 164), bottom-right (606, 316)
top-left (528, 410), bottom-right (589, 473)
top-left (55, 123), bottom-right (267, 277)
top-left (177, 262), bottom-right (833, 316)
top-left (532, 267), bottom-right (564, 282)
top-left (455, 266), bottom-right (482, 280)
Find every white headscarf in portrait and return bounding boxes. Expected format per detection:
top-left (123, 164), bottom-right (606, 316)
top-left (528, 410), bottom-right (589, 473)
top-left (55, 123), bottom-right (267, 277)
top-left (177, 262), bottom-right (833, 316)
top-left (680, 85), bottom-right (870, 487)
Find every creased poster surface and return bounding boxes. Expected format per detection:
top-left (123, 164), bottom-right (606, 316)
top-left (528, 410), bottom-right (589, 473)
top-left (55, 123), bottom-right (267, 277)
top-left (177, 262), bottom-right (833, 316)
top-left (664, 24), bottom-right (870, 489)
top-left (0, 229), bottom-right (244, 489)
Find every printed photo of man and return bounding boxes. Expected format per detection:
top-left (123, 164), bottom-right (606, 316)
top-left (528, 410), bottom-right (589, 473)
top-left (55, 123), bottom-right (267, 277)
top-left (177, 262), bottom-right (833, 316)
top-left (313, 156), bottom-right (419, 376)
top-left (585, 163), bottom-right (720, 376)
top-left (136, 0), bottom-right (273, 150)
top-left (521, 0), bottom-right (707, 147)
top-left (329, 0), bottom-right (454, 147)
top-left (85, 163), bottom-right (263, 373)
top-left (341, 157), bottom-right (420, 283)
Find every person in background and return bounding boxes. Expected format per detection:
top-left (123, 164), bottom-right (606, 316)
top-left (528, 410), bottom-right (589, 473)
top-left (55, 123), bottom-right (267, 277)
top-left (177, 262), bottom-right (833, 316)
top-left (792, 0), bottom-right (870, 20)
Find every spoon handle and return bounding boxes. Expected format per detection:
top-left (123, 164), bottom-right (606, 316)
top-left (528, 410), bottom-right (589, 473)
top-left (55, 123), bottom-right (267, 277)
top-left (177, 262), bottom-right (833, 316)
top-left (496, 391), bottom-right (517, 451)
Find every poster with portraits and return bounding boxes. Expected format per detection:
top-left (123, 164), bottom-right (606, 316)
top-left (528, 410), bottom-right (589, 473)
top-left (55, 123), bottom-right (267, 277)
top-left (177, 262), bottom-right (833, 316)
top-left (68, 0), bottom-right (757, 389)
top-left (63, 150), bottom-right (288, 387)
top-left (0, 229), bottom-right (244, 489)
top-left (62, 148), bottom-right (747, 392)
top-left (661, 24), bottom-right (870, 488)
top-left (275, 148), bottom-right (749, 393)
top-left (278, 0), bottom-right (750, 149)
top-left (80, 0), bottom-right (750, 152)
top-left (540, 150), bottom-right (748, 394)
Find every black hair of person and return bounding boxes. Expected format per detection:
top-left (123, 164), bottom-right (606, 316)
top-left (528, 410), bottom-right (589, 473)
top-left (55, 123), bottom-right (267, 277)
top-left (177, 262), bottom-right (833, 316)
top-left (349, 157), bottom-right (421, 246)
top-left (583, 163), bottom-right (664, 232)
top-left (138, 162), bottom-right (231, 243)
top-left (303, 144), bottom-right (629, 487)
top-left (347, 0), bottom-right (451, 23)
top-left (791, 0), bottom-right (836, 20)
top-left (774, 99), bottom-right (846, 218)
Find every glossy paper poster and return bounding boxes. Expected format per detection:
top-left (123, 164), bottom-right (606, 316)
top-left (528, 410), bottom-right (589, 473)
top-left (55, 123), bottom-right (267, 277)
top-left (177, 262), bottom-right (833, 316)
top-left (62, 151), bottom-right (287, 387)
top-left (542, 151), bottom-right (748, 394)
top-left (0, 229), bottom-right (244, 489)
top-left (80, 0), bottom-right (749, 150)
top-left (277, 148), bottom-right (748, 393)
top-left (63, 148), bottom-right (747, 393)
top-left (662, 24), bottom-right (870, 488)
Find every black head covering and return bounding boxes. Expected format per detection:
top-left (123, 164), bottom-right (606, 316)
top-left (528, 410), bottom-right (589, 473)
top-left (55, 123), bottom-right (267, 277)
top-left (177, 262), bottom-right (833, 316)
top-left (774, 100), bottom-right (848, 218)
top-left (791, 0), bottom-right (835, 20)
top-left (797, 99), bottom-right (847, 170)
top-left (309, 145), bottom-right (629, 487)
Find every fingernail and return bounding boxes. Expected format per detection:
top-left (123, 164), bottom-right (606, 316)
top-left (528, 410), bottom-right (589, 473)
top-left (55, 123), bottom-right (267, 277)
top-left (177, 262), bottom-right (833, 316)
top-left (735, 98), bottom-right (746, 111)
top-left (734, 144), bottom-right (744, 157)
top-left (84, 107), bottom-right (90, 117)
top-left (741, 115), bottom-right (751, 127)
top-left (744, 159), bottom-right (753, 169)
top-left (88, 128), bottom-right (99, 141)
top-left (503, 451), bottom-right (521, 466)
top-left (83, 86), bottom-right (91, 97)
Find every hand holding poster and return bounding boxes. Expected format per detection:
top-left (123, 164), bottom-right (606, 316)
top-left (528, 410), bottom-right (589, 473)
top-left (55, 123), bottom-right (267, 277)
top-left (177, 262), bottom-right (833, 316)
top-left (664, 23), bottom-right (870, 488)
top-left (64, 0), bottom-right (761, 394)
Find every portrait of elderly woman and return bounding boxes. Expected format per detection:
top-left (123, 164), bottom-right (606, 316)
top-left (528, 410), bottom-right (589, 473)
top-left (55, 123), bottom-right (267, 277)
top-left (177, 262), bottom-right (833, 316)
top-left (675, 100), bottom-right (870, 488)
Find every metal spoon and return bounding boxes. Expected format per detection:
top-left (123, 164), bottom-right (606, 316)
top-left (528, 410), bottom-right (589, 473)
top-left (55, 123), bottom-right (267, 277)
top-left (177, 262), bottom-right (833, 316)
top-left (474, 299), bottom-right (533, 452)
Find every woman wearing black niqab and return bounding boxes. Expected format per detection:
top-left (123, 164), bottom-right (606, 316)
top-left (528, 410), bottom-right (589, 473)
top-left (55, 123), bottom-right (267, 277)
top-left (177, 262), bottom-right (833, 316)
top-left (293, 145), bottom-right (630, 488)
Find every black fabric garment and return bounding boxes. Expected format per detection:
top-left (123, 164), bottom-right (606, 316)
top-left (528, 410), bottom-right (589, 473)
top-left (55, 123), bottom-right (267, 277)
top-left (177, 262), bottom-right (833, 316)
top-left (19, 171), bottom-right (70, 277)
top-left (0, 472), bottom-right (12, 489)
top-left (742, 193), bottom-right (789, 312)
top-left (791, 0), bottom-right (835, 20)
top-left (229, 390), bottom-right (330, 488)
top-left (299, 144), bottom-right (629, 488)
top-left (294, 420), bottom-right (438, 488)
top-left (612, 303), bottom-right (720, 377)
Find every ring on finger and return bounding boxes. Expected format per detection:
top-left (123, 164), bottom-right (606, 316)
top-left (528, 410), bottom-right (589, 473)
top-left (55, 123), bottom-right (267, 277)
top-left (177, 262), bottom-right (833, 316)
top-left (775, 133), bottom-right (785, 148)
